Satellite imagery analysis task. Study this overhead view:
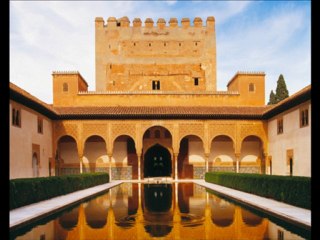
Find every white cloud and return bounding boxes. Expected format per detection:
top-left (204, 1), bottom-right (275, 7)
top-left (216, 6), bottom-right (310, 101)
top-left (166, 0), bottom-right (177, 6)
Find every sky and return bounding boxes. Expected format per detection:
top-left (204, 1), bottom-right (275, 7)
top-left (10, 1), bottom-right (311, 104)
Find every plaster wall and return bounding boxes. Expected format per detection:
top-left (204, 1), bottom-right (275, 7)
top-left (10, 101), bottom-right (53, 179)
top-left (267, 102), bottom-right (311, 176)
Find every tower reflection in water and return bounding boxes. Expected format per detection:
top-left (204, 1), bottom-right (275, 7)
top-left (14, 183), bottom-right (307, 240)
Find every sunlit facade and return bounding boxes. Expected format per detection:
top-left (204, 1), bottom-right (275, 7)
top-left (9, 16), bottom-right (311, 180)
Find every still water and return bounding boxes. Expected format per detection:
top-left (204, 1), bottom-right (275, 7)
top-left (11, 183), bottom-right (310, 240)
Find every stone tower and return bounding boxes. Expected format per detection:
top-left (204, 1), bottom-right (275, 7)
top-left (95, 16), bottom-right (216, 92)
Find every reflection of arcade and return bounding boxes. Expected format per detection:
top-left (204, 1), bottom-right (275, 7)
top-left (53, 183), bottom-right (269, 240)
top-left (143, 184), bottom-right (173, 237)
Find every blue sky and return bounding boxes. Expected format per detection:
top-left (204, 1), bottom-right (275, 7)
top-left (10, 1), bottom-right (311, 104)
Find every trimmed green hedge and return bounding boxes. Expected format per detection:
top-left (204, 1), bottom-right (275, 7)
top-left (205, 172), bottom-right (310, 209)
top-left (10, 173), bottom-right (109, 210)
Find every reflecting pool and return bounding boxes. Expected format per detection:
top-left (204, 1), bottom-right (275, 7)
top-left (11, 183), bottom-right (310, 240)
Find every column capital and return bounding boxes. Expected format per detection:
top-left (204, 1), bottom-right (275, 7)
top-left (235, 152), bottom-right (241, 158)
top-left (136, 149), bottom-right (142, 157)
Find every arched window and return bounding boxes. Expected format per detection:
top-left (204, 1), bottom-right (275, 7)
top-left (154, 130), bottom-right (160, 138)
top-left (164, 130), bottom-right (171, 138)
top-left (145, 130), bottom-right (151, 138)
top-left (63, 83), bottom-right (68, 92)
top-left (249, 83), bottom-right (255, 92)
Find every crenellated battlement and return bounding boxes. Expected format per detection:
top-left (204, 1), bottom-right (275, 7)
top-left (95, 16), bottom-right (215, 28)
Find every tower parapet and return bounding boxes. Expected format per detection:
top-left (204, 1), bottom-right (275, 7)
top-left (100, 17), bottom-right (214, 28)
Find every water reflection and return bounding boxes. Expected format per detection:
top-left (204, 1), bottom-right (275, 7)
top-left (84, 195), bottom-right (109, 229)
top-left (144, 184), bottom-right (173, 237)
top-left (58, 205), bottom-right (79, 230)
top-left (13, 183), bottom-right (309, 240)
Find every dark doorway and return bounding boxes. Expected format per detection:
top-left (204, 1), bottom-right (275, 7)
top-left (289, 158), bottom-right (293, 176)
top-left (144, 144), bottom-right (172, 177)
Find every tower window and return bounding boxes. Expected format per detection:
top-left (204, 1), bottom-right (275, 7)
top-left (152, 80), bottom-right (160, 90)
top-left (149, 43), bottom-right (151, 47)
top-left (194, 78), bottom-right (199, 86)
top-left (164, 42), bottom-right (166, 46)
top-left (249, 83), bottom-right (255, 92)
top-left (195, 42), bottom-right (198, 46)
top-left (133, 42), bottom-right (136, 46)
top-left (63, 83), bottom-right (68, 92)
top-left (179, 43), bottom-right (181, 47)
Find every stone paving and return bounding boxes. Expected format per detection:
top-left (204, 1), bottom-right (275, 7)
top-left (10, 180), bottom-right (122, 230)
top-left (10, 179), bottom-right (311, 231)
top-left (194, 179), bottom-right (311, 229)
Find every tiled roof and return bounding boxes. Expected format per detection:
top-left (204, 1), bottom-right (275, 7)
top-left (9, 82), bottom-right (311, 120)
top-left (55, 106), bottom-right (271, 119)
top-left (9, 82), bottom-right (58, 118)
top-left (263, 84), bottom-right (311, 119)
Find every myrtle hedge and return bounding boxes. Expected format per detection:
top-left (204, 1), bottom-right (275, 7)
top-left (10, 173), bottom-right (109, 210)
top-left (205, 172), bottom-right (310, 209)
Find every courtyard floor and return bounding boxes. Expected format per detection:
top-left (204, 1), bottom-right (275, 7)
top-left (10, 179), bottom-right (311, 231)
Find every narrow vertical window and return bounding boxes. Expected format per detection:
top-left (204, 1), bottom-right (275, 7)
top-left (12, 108), bottom-right (21, 127)
top-left (300, 108), bottom-right (309, 127)
top-left (15, 110), bottom-right (21, 127)
top-left (194, 78), bottom-right (199, 86)
top-left (277, 230), bottom-right (284, 240)
top-left (289, 158), bottom-right (293, 176)
top-left (249, 83), bottom-right (255, 92)
top-left (63, 83), bottom-right (68, 92)
top-left (38, 117), bottom-right (43, 134)
top-left (277, 118), bottom-right (283, 134)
